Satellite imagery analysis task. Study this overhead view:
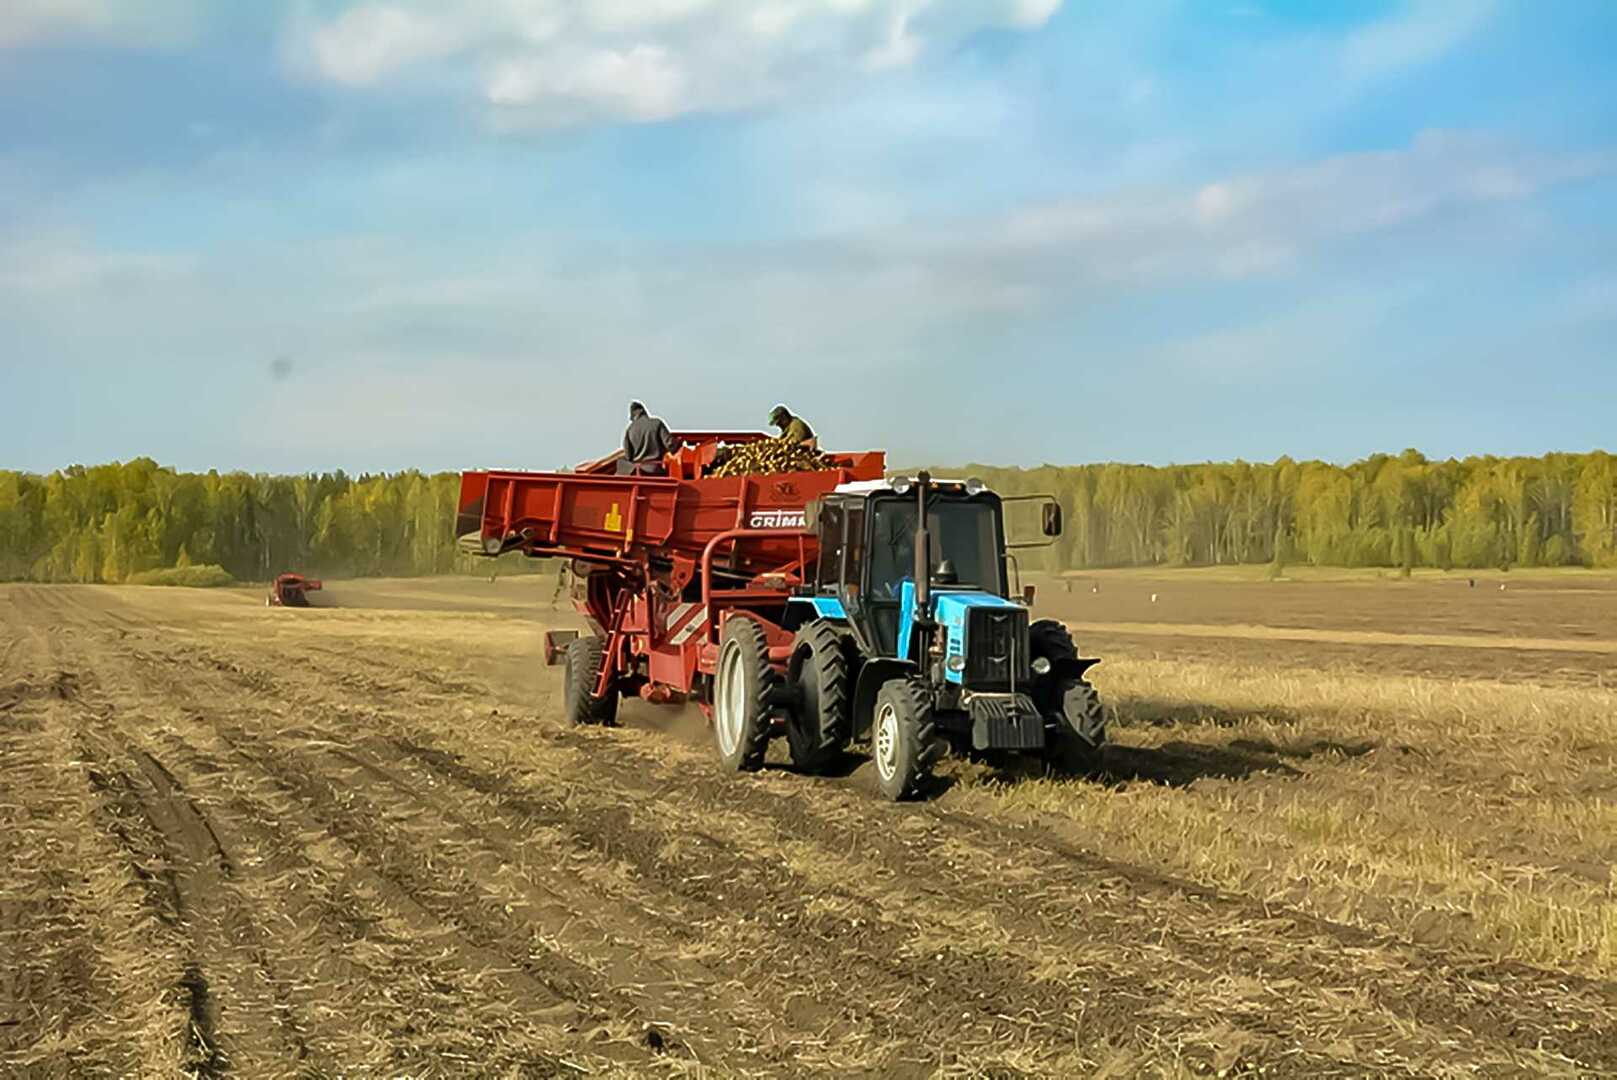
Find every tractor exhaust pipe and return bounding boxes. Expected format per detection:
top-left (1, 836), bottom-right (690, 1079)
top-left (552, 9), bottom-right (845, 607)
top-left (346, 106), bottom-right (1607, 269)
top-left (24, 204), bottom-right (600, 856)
top-left (913, 470), bottom-right (931, 617)
top-left (910, 470), bottom-right (935, 667)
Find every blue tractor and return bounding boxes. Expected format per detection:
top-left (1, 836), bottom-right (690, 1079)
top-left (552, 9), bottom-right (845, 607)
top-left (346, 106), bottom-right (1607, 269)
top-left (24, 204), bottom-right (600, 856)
top-left (776, 472), bottom-right (1105, 800)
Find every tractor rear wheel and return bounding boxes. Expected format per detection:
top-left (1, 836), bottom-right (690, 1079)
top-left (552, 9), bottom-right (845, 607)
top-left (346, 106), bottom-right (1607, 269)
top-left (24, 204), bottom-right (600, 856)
top-left (713, 617), bottom-right (775, 773)
top-left (871, 677), bottom-right (941, 801)
top-left (563, 636), bottom-right (619, 727)
top-left (786, 620), bottom-right (850, 773)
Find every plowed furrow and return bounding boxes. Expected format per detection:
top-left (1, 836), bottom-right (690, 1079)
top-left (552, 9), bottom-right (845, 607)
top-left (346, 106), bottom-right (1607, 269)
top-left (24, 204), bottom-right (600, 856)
top-left (166, 631), bottom-right (1397, 1073)
top-left (11, 583), bottom-right (1616, 1077)
top-left (188, 614), bottom-right (1617, 1075)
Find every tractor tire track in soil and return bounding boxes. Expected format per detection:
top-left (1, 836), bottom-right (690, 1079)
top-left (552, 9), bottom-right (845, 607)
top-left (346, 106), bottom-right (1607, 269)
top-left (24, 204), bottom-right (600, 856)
top-left (3, 583), bottom-right (1616, 1077)
top-left (148, 596), bottom-right (1617, 1074)
top-left (19, 587), bottom-right (643, 1076)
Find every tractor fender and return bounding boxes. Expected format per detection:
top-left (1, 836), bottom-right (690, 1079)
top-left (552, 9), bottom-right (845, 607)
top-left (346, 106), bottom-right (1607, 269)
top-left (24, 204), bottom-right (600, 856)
top-left (1052, 656), bottom-right (1101, 683)
top-left (851, 658), bottom-right (919, 742)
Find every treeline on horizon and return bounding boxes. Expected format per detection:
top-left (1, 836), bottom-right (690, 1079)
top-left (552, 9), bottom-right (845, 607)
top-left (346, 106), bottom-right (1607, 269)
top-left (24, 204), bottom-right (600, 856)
top-left (1, 450), bottom-right (1615, 584)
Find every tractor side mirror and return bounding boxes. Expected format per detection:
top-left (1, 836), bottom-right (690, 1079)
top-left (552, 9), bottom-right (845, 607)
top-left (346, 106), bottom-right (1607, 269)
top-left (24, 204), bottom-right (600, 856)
top-left (1022, 584), bottom-right (1037, 606)
top-left (1041, 501), bottom-right (1063, 537)
top-left (802, 499), bottom-right (822, 536)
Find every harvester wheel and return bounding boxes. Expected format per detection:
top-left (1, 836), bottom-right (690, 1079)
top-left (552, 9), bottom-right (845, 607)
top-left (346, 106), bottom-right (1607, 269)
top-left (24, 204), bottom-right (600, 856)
top-left (786, 620), bottom-right (851, 773)
top-left (1045, 680), bottom-right (1106, 776)
top-left (871, 677), bottom-right (940, 801)
top-left (713, 617), bottom-right (775, 773)
top-left (563, 636), bottom-right (619, 727)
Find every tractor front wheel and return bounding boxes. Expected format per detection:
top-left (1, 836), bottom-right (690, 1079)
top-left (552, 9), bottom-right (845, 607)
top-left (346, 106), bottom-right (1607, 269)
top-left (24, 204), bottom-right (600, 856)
top-left (563, 636), bottom-right (619, 727)
top-left (1045, 680), bottom-right (1105, 775)
top-left (713, 617), bottom-right (775, 773)
top-left (1028, 618), bottom-right (1076, 713)
top-left (871, 678), bottom-right (940, 801)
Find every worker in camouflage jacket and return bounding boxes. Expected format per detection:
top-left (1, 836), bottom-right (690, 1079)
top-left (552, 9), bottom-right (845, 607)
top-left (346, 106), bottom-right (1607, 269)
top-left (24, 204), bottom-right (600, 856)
top-left (768, 404), bottom-right (817, 450)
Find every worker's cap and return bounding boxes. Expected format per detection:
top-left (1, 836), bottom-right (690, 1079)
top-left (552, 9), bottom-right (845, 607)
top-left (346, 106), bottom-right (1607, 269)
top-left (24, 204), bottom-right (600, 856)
top-left (768, 404), bottom-right (790, 424)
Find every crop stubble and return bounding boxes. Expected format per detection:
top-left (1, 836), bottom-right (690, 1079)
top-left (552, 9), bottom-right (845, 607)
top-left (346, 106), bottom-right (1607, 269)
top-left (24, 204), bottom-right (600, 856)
top-left (1, 578), bottom-right (1614, 1077)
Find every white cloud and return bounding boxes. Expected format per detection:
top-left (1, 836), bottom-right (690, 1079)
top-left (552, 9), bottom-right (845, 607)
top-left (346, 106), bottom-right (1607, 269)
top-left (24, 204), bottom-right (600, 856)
top-left (931, 131), bottom-right (1617, 291)
top-left (486, 44), bottom-right (691, 121)
top-left (1150, 290), bottom-right (1411, 382)
top-left (0, 0), bottom-right (201, 48)
top-left (0, 231), bottom-right (196, 294)
top-left (3, 125), bottom-right (1610, 469)
top-left (1340, 0), bottom-right (1498, 80)
top-left (291, 0), bottom-right (1064, 126)
top-left (305, 5), bottom-right (463, 85)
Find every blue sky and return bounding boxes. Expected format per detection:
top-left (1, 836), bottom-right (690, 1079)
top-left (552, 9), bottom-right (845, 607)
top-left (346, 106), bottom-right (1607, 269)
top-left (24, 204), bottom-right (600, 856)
top-left (1, 0), bottom-right (1614, 474)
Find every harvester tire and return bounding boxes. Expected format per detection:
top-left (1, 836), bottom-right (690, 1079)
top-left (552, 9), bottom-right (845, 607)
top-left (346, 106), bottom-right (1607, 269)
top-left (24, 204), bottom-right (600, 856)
top-left (1045, 680), bottom-right (1106, 776)
top-left (871, 677), bottom-right (940, 801)
top-left (786, 620), bottom-right (850, 773)
top-left (563, 636), bottom-right (619, 727)
top-left (713, 617), bottom-right (775, 773)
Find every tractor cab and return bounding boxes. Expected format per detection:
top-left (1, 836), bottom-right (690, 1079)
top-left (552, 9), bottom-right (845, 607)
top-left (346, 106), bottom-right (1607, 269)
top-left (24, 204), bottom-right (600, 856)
top-left (786, 474), bottom-right (1104, 800)
top-left (808, 479), bottom-right (1015, 663)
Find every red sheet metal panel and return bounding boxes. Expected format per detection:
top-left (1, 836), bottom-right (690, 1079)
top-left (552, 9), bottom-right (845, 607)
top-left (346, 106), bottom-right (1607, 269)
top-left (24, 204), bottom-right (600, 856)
top-left (459, 438), bottom-right (885, 572)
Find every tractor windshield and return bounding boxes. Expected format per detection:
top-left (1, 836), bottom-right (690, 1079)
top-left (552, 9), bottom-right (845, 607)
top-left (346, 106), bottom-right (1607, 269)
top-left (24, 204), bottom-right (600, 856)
top-left (867, 496), bottom-right (1003, 599)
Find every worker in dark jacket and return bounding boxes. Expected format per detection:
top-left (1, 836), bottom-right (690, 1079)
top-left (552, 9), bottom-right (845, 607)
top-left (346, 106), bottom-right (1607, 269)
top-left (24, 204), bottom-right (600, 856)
top-left (621, 401), bottom-right (674, 475)
top-left (768, 404), bottom-right (817, 450)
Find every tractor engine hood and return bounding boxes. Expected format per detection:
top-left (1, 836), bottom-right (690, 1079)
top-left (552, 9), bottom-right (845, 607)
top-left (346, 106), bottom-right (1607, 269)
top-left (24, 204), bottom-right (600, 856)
top-left (896, 582), bottom-right (1029, 687)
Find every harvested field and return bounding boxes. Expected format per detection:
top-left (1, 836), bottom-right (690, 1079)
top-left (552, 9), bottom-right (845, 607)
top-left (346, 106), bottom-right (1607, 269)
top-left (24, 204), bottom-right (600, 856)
top-left (1036, 567), bottom-right (1617, 689)
top-left (2, 574), bottom-right (1615, 1077)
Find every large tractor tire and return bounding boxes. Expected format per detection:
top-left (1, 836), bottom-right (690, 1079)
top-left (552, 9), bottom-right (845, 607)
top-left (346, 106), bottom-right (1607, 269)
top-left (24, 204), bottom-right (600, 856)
top-left (1046, 681), bottom-right (1106, 775)
top-left (785, 620), bottom-right (851, 773)
top-left (1028, 618), bottom-right (1077, 713)
top-left (871, 678), bottom-right (941, 801)
top-left (563, 636), bottom-right (619, 727)
top-left (1029, 618), bottom-right (1105, 775)
top-left (713, 617), bottom-right (776, 773)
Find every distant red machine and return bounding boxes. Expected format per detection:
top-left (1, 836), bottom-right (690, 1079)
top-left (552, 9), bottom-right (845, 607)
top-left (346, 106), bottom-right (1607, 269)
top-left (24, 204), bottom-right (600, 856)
top-left (458, 432), bottom-right (884, 725)
top-left (268, 573), bottom-right (323, 608)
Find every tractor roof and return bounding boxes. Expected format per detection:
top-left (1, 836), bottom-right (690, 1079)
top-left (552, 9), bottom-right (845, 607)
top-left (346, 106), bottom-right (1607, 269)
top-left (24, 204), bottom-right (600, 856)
top-left (833, 478), bottom-right (985, 496)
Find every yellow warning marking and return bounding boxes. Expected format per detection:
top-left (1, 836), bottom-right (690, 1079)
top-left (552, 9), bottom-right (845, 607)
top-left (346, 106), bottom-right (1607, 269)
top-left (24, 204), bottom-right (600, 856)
top-left (604, 503), bottom-right (623, 532)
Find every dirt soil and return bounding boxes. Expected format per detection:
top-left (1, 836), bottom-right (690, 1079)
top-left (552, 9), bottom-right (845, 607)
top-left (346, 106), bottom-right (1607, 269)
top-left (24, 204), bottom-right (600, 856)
top-left (2, 576), bottom-right (1615, 1077)
top-left (1036, 570), bottom-right (1617, 688)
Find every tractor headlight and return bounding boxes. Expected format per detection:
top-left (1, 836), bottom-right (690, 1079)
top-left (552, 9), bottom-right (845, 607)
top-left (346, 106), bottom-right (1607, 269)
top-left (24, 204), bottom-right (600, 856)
top-left (483, 535), bottom-right (503, 555)
top-left (946, 655), bottom-right (966, 673)
top-left (964, 477), bottom-right (985, 495)
top-left (890, 475), bottom-right (913, 495)
top-left (1031, 656), bottom-right (1051, 676)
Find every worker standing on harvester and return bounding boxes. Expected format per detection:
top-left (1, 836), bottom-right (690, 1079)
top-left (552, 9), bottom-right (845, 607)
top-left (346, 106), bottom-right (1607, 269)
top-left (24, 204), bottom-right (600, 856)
top-left (621, 401), bottom-right (675, 475)
top-left (769, 404), bottom-right (817, 450)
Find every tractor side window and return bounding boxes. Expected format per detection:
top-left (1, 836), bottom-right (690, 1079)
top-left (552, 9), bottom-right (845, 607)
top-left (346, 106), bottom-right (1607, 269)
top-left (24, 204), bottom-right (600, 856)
top-left (869, 502), bottom-right (916, 598)
top-left (843, 503), bottom-right (866, 591)
top-left (816, 503), bottom-right (845, 592)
